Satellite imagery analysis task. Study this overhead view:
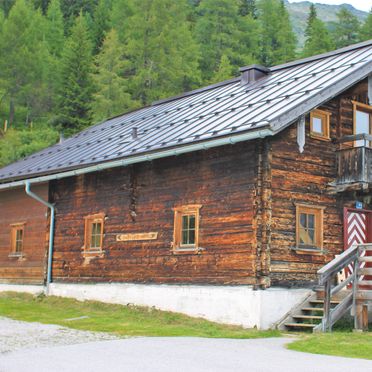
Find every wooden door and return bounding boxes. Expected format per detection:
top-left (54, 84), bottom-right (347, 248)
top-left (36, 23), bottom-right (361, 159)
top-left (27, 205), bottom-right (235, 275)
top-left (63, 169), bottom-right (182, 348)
top-left (344, 208), bottom-right (372, 288)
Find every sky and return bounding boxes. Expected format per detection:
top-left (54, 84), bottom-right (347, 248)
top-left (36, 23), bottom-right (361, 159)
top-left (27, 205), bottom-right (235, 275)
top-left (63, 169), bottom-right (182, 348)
top-left (287, 1), bottom-right (371, 12)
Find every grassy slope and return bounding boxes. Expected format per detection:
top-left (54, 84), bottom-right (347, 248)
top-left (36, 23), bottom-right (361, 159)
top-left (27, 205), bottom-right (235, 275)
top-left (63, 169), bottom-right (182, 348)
top-left (288, 332), bottom-right (372, 360)
top-left (0, 292), bottom-right (279, 338)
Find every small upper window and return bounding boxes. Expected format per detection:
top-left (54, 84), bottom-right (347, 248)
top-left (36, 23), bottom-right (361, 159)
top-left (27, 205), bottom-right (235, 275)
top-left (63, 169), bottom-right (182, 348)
top-left (173, 205), bottom-right (201, 251)
top-left (84, 213), bottom-right (105, 252)
top-left (10, 224), bottom-right (24, 255)
top-left (353, 101), bottom-right (372, 147)
top-left (310, 109), bottom-right (331, 140)
top-left (296, 204), bottom-right (324, 250)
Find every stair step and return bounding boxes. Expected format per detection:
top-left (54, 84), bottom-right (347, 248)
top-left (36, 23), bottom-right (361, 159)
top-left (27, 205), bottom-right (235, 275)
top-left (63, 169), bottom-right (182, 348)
top-left (359, 256), bottom-right (372, 263)
top-left (285, 323), bottom-right (316, 328)
top-left (302, 307), bottom-right (324, 312)
top-left (356, 290), bottom-right (372, 301)
top-left (310, 299), bottom-right (341, 305)
top-left (293, 314), bottom-right (323, 320)
top-left (359, 268), bottom-right (372, 276)
top-left (358, 280), bottom-right (372, 286)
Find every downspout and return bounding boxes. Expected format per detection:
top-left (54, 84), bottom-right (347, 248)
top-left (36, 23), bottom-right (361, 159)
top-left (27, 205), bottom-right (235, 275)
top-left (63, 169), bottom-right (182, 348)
top-left (25, 181), bottom-right (55, 294)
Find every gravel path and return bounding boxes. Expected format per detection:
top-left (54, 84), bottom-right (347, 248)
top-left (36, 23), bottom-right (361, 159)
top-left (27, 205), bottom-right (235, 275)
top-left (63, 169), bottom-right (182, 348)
top-left (0, 317), bottom-right (371, 372)
top-left (0, 317), bottom-right (118, 354)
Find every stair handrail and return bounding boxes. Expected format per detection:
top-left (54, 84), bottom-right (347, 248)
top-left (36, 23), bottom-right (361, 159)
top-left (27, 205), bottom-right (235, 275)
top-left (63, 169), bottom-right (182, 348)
top-left (316, 244), bottom-right (367, 332)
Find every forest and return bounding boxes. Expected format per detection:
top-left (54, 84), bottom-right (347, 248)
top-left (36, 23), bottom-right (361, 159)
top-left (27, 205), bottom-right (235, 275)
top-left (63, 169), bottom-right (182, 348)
top-left (0, 0), bottom-right (371, 167)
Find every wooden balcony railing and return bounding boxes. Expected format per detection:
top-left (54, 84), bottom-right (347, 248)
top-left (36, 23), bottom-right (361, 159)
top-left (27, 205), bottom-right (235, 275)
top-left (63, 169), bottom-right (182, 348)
top-left (335, 134), bottom-right (372, 186)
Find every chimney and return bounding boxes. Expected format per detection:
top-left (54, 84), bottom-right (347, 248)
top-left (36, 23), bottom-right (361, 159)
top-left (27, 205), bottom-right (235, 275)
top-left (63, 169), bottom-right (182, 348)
top-left (131, 126), bottom-right (138, 140)
top-left (239, 64), bottom-right (270, 85)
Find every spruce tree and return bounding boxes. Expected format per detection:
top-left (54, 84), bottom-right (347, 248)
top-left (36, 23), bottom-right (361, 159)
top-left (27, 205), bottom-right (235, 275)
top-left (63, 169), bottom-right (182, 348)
top-left (333, 7), bottom-right (360, 48)
top-left (91, 0), bottom-right (112, 54)
top-left (257, 0), bottom-right (296, 66)
top-left (209, 54), bottom-right (234, 83)
top-left (46, 0), bottom-right (64, 57)
top-left (359, 9), bottom-right (372, 41)
top-left (195, 0), bottom-right (258, 82)
top-left (0, 0), bottom-right (50, 125)
top-left (57, 13), bottom-right (94, 136)
top-left (113, 0), bottom-right (200, 105)
top-left (92, 29), bottom-right (136, 121)
top-left (302, 5), bottom-right (333, 58)
top-left (239, 0), bottom-right (257, 18)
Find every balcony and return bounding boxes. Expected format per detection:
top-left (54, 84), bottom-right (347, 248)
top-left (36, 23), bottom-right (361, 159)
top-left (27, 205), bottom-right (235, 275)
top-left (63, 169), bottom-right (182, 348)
top-left (332, 134), bottom-right (372, 193)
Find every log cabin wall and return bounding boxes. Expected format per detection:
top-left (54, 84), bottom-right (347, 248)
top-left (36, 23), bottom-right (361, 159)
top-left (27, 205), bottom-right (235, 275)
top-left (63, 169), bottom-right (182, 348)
top-left (0, 184), bottom-right (48, 284)
top-left (269, 79), bottom-right (369, 287)
top-left (50, 142), bottom-right (262, 285)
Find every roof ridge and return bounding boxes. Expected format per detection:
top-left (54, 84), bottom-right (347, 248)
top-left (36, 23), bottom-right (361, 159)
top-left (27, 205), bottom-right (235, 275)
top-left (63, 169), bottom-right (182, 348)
top-left (271, 39), bottom-right (372, 71)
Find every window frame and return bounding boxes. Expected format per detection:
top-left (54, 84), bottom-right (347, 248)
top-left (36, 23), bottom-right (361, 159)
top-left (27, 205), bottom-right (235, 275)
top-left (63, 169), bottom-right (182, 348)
top-left (173, 205), bottom-right (201, 253)
top-left (84, 213), bottom-right (105, 253)
top-left (10, 223), bottom-right (25, 257)
top-left (309, 109), bottom-right (331, 141)
top-left (352, 101), bottom-right (372, 147)
top-left (295, 204), bottom-right (324, 252)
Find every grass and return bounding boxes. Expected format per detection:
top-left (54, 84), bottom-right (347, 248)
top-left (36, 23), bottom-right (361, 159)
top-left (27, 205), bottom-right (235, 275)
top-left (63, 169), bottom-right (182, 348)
top-left (0, 291), bottom-right (280, 339)
top-left (288, 331), bottom-right (372, 360)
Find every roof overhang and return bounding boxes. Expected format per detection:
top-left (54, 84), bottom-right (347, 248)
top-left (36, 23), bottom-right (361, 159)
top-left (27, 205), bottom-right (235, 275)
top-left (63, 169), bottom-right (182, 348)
top-left (0, 126), bottom-right (273, 191)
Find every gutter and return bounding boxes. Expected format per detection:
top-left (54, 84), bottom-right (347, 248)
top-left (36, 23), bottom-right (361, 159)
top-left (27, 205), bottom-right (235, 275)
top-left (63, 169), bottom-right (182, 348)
top-left (25, 181), bottom-right (55, 294)
top-left (0, 127), bottom-right (273, 190)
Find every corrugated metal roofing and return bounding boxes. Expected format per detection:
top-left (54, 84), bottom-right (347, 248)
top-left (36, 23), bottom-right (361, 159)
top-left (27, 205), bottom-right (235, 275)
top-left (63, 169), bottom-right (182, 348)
top-left (1, 40), bottom-right (372, 184)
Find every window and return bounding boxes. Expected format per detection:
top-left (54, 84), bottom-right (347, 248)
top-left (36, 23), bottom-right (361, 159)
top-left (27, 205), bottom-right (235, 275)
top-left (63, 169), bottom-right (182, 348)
top-left (84, 213), bottom-right (105, 252)
top-left (353, 101), bottom-right (372, 147)
top-left (10, 223), bottom-right (24, 255)
top-left (310, 109), bottom-right (331, 140)
top-left (173, 205), bottom-right (201, 251)
top-left (296, 204), bottom-right (324, 250)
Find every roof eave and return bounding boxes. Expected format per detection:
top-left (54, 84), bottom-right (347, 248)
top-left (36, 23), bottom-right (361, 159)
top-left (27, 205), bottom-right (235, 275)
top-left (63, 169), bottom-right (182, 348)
top-left (0, 126), bottom-right (273, 191)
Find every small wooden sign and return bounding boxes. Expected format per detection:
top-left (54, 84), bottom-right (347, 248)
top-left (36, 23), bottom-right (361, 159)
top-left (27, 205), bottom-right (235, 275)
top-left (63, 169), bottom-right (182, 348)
top-left (116, 232), bottom-right (158, 242)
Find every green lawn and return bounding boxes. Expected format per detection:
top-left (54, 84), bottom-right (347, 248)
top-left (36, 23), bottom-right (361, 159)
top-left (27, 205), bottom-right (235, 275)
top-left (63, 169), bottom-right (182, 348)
top-left (0, 292), bottom-right (279, 339)
top-left (288, 332), bottom-right (372, 360)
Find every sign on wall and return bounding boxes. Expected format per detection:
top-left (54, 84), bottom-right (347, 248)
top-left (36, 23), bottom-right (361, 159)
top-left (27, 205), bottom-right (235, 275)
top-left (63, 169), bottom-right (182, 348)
top-left (116, 232), bottom-right (158, 242)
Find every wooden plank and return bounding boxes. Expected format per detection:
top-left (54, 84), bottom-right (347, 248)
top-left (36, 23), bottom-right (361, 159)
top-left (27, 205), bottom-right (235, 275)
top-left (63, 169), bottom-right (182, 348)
top-left (356, 291), bottom-right (372, 301)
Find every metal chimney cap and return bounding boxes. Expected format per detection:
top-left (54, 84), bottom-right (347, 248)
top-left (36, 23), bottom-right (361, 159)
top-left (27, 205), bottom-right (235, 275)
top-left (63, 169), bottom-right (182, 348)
top-left (239, 64), bottom-right (270, 74)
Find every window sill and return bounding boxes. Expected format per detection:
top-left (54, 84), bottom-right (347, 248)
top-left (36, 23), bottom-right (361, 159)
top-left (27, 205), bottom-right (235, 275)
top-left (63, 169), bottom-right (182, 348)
top-left (82, 249), bottom-right (105, 257)
top-left (291, 247), bottom-right (327, 255)
top-left (172, 247), bottom-right (205, 255)
top-left (309, 133), bottom-right (331, 142)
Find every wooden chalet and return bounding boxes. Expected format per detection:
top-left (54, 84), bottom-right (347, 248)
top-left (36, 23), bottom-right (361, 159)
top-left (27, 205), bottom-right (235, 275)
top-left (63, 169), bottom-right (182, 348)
top-left (1, 41), bottom-right (372, 330)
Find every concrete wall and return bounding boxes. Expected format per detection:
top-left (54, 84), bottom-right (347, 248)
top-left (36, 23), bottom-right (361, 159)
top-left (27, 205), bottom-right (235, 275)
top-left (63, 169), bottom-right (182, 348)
top-left (43, 283), bottom-right (310, 329)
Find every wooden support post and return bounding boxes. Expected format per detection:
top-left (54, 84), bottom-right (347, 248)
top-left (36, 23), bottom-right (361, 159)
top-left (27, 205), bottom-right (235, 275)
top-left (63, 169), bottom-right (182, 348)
top-left (323, 279), bottom-right (332, 332)
top-left (362, 305), bottom-right (369, 332)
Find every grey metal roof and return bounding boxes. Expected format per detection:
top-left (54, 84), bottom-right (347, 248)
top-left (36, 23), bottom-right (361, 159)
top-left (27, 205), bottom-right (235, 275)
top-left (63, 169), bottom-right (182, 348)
top-left (1, 40), bottom-right (372, 184)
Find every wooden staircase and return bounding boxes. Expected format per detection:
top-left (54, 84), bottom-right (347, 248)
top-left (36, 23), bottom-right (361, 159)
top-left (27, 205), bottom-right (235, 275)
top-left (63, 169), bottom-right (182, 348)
top-left (279, 291), bottom-right (345, 331)
top-left (280, 243), bottom-right (372, 332)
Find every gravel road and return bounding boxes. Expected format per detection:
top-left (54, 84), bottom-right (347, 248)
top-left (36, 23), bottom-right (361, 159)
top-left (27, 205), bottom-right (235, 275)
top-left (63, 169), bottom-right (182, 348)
top-left (0, 317), bottom-right (117, 354)
top-left (0, 317), bottom-right (371, 372)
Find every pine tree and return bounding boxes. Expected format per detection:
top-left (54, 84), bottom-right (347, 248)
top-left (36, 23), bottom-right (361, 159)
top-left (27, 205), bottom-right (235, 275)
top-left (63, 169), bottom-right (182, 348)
top-left (304, 4), bottom-right (317, 38)
top-left (92, 29), bottom-right (136, 121)
top-left (57, 13), bottom-right (94, 136)
top-left (302, 5), bottom-right (333, 58)
top-left (113, 0), bottom-right (200, 105)
top-left (239, 0), bottom-right (257, 18)
top-left (0, 0), bottom-right (50, 125)
top-left (333, 7), bottom-right (360, 48)
top-left (195, 0), bottom-right (258, 82)
top-left (60, 0), bottom-right (97, 32)
top-left (0, 0), bottom-right (15, 17)
top-left (257, 0), bottom-right (296, 66)
top-left (359, 8), bottom-right (372, 41)
top-left (209, 54), bottom-right (234, 83)
top-left (46, 0), bottom-right (64, 57)
top-left (91, 0), bottom-right (112, 54)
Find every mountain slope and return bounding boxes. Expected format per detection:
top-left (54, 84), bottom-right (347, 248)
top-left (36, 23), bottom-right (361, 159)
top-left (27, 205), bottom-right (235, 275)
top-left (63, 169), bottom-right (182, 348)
top-left (285, 1), bottom-right (369, 47)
